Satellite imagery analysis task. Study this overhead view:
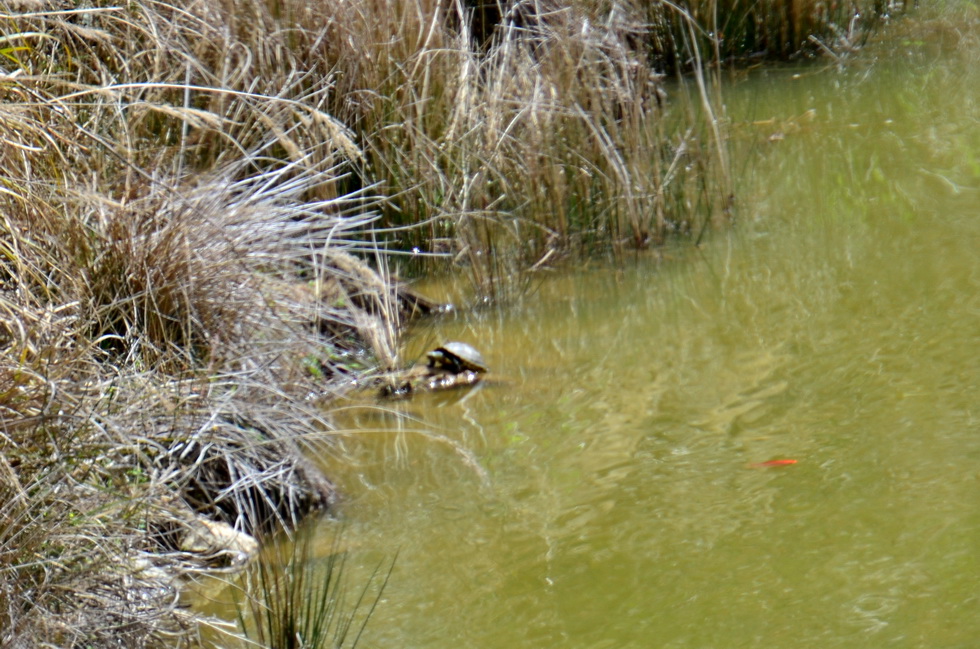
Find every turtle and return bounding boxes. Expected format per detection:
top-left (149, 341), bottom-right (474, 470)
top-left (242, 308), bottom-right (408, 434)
top-left (425, 341), bottom-right (487, 374)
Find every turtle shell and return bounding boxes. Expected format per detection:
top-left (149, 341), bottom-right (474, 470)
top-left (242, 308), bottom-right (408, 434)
top-left (426, 341), bottom-right (487, 373)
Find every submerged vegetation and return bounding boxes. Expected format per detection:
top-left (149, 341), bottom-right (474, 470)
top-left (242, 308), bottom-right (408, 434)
top-left (0, 0), bottom-right (909, 646)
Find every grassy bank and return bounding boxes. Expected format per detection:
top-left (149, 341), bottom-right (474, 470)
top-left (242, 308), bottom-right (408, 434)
top-left (0, 0), bottom-right (899, 646)
top-left (0, 4), bottom-right (389, 642)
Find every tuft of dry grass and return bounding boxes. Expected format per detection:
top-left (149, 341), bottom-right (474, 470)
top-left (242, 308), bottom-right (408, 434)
top-left (0, 154), bottom-right (400, 642)
top-left (0, 462), bottom-right (192, 647)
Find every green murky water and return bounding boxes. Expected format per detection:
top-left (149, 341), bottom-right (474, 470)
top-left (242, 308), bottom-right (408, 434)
top-left (205, 8), bottom-right (980, 648)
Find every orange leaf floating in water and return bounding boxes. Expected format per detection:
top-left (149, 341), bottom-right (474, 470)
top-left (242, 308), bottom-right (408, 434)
top-left (748, 459), bottom-right (798, 468)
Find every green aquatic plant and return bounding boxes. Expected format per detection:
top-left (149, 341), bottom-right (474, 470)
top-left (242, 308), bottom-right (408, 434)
top-left (234, 528), bottom-right (395, 649)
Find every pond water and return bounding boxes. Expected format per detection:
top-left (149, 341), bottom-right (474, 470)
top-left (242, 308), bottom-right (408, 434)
top-left (201, 7), bottom-right (979, 648)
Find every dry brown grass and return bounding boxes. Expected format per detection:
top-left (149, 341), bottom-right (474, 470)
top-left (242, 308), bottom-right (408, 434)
top-left (324, 0), bottom-right (731, 286)
top-left (0, 2), bottom-right (400, 645)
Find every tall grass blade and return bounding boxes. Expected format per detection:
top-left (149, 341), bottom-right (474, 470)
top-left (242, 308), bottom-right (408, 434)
top-left (235, 526), bottom-right (394, 649)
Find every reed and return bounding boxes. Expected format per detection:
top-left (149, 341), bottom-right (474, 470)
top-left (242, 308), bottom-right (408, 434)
top-left (234, 527), bottom-right (394, 649)
top-left (644, 0), bottom-right (906, 70)
top-left (297, 0), bottom-right (733, 289)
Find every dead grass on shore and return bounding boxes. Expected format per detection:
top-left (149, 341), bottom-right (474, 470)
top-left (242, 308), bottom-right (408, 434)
top-left (0, 172), bottom-right (385, 645)
top-left (0, 3), bottom-right (396, 643)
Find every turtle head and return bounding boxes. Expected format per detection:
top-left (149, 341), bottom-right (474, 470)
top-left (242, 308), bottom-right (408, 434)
top-left (426, 348), bottom-right (450, 370)
top-left (426, 347), bottom-right (465, 373)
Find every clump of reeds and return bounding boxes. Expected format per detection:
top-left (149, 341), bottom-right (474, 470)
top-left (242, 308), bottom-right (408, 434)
top-left (233, 526), bottom-right (394, 649)
top-left (290, 0), bottom-right (900, 291)
top-left (309, 0), bottom-right (733, 289)
top-left (642, 0), bottom-right (906, 70)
